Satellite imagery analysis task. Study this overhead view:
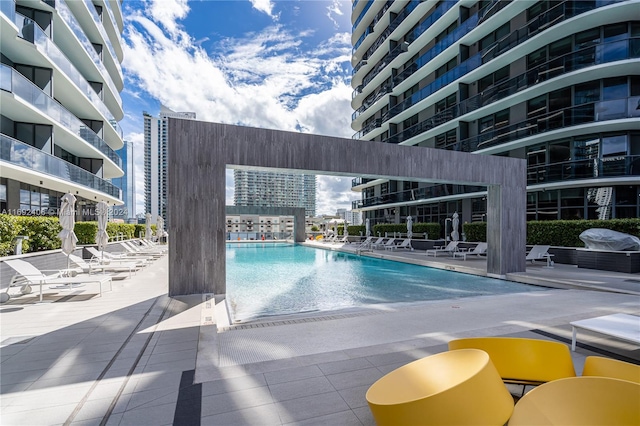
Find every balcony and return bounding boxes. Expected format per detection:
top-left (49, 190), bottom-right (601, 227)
top-left (0, 134), bottom-right (121, 198)
top-left (12, 12), bottom-right (123, 140)
top-left (528, 155), bottom-right (640, 185)
top-left (1, 64), bottom-right (122, 168)
top-left (384, 36), bottom-right (640, 144)
top-left (353, 0), bottom-right (393, 54)
top-left (80, 0), bottom-right (123, 84)
top-left (459, 96), bottom-right (640, 152)
top-left (353, 0), bottom-right (374, 32)
top-left (355, 184), bottom-right (487, 209)
top-left (352, 177), bottom-right (376, 187)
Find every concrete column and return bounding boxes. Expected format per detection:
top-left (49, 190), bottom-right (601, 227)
top-left (169, 120), bottom-right (226, 296)
top-left (486, 184), bottom-right (526, 277)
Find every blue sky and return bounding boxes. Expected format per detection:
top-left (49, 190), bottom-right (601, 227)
top-left (118, 0), bottom-right (358, 215)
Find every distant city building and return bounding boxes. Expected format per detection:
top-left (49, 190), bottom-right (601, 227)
top-left (144, 105), bottom-right (196, 223)
top-left (111, 140), bottom-right (135, 220)
top-left (351, 1), bottom-right (640, 230)
top-left (336, 208), bottom-right (362, 226)
top-left (233, 171), bottom-right (316, 217)
top-left (1, 0), bottom-right (125, 219)
top-left (226, 214), bottom-right (294, 239)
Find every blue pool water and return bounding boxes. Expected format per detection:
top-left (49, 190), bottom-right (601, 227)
top-left (226, 243), bottom-right (543, 322)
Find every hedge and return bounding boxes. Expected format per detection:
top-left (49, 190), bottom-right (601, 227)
top-left (0, 214), bottom-right (146, 255)
top-left (463, 218), bottom-right (640, 247)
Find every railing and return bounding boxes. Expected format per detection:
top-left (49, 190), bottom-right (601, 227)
top-left (353, 0), bottom-right (374, 31)
top-left (1, 65), bottom-right (122, 167)
top-left (0, 0), bottom-right (15, 22)
top-left (100, 0), bottom-right (123, 48)
top-left (82, 0), bottom-right (122, 78)
top-left (353, 0), bottom-right (394, 53)
top-left (459, 96), bottom-right (640, 152)
top-left (354, 184), bottom-right (487, 208)
top-left (384, 36), bottom-right (639, 144)
top-left (354, 0), bottom-right (629, 138)
top-left (0, 134), bottom-right (122, 198)
top-left (54, 0), bottom-right (122, 107)
top-left (13, 12), bottom-right (123, 139)
top-left (527, 155), bottom-right (640, 185)
top-left (352, 177), bottom-right (376, 187)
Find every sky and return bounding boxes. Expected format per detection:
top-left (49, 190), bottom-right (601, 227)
top-left (119, 0), bottom-right (360, 216)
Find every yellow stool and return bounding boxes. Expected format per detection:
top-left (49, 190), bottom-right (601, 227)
top-left (366, 349), bottom-right (514, 425)
top-left (582, 356), bottom-right (640, 383)
top-left (509, 376), bottom-right (640, 425)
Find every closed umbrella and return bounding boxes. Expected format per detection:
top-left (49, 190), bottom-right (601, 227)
top-left (407, 216), bottom-right (413, 240)
top-left (58, 193), bottom-right (78, 270)
top-left (344, 220), bottom-right (349, 238)
top-left (145, 213), bottom-right (152, 240)
top-left (156, 216), bottom-right (164, 242)
top-left (365, 218), bottom-right (371, 237)
top-left (95, 201), bottom-right (109, 261)
top-left (451, 212), bottom-right (460, 241)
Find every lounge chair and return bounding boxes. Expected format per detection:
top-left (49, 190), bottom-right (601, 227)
top-left (384, 239), bottom-right (413, 251)
top-left (425, 241), bottom-right (459, 257)
top-left (68, 254), bottom-right (138, 278)
top-left (119, 241), bottom-right (163, 258)
top-left (322, 235), bottom-right (336, 244)
top-left (374, 239), bottom-right (396, 250)
top-left (87, 247), bottom-right (151, 266)
top-left (369, 237), bottom-right (384, 248)
top-left (2, 259), bottom-right (112, 302)
top-left (526, 245), bottom-right (554, 266)
top-left (453, 242), bottom-right (487, 260)
top-left (352, 236), bottom-right (374, 248)
top-left (333, 235), bottom-right (350, 244)
top-left (139, 239), bottom-right (168, 252)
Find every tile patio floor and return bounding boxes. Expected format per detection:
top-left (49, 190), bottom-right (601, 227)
top-left (1, 246), bottom-right (638, 425)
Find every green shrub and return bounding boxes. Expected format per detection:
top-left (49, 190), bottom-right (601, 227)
top-left (310, 225), bottom-right (319, 232)
top-left (74, 222), bottom-right (98, 245)
top-left (347, 225), bottom-right (365, 236)
top-left (463, 222), bottom-right (487, 242)
top-left (134, 224), bottom-right (146, 238)
top-left (527, 219), bottom-right (640, 247)
top-left (106, 223), bottom-right (136, 240)
top-left (15, 216), bottom-right (62, 252)
top-left (0, 214), bottom-right (21, 256)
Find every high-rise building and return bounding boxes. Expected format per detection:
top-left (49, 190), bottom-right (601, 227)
top-left (350, 0), bottom-right (640, 231)
top-left (1, 0), bottom-right (125, 218)
top-left (144, 105), bottom-right (196, 223)
top-left (112, 140), bottom-right (135, 221)
top-left (234, 171), bottom-right (317, 217)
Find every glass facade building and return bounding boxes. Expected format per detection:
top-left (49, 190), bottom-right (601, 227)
top-left (112, 140), bottom-right (135, 220)
top-left (350, 0), bottom-right (640, 232)
top-left (234, 171), bottom-right (317, 217)
top-left (1, 0), bottom-right (125, 219)
top-left (144, 106), bottom-right (196, 224)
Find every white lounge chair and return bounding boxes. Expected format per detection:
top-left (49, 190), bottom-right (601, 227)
top-left (2, 259), bottom-right (112, 302)
top-left (68, 254), bottom-right (138, 278)
top-left (453, 242), bottom-right (487, 260)
top-left (120, 241), bottom-right (163, 258)
top-left (426, 241), bottom-right (459, 257)
top-left (352, 236), bottom-right (374, 248)
top-left (333, 235), bottom-right (350, 244)
top-left (374, 239), bottom-right (396, 250)
top-left (87, 247), bottom-right (150, 266)
top-left (384, 239), bottom-right (413, 251)
top-left (526, 245), bottom-right (554, 266)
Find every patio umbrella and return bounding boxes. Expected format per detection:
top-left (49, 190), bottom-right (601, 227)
top-left (145, 213), bottom-right (152, 240)
top-left (407, 216), bottom-right (413, 239)
top-left (344, 220), bottom-right (349, 238)
top-left (58, 193), bottom-right (78, 270)
top-left (365, 218), bottom-right (371, 237)
top-left (451, 212), bottom-right (460, 241)
top-left (156, 216), bottom-right (164, 241)
top-left (95, 201), bottom-right (109, 261)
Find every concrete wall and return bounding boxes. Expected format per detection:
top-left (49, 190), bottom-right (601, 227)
top-left (169, 120), bottom-right (527, 296)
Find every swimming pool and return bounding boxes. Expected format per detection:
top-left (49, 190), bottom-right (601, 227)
top-left (226, 243), bottom-right (544, 322)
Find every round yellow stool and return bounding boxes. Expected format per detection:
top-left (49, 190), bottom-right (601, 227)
top-left (509, 376), bottom-right (640, 425)
top-left (366, 349), bottom-right (514, 425)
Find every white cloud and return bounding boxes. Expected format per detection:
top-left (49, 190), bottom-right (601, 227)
top-left (122, 1), bottom-right (358, 216)
top-left (249, 0), bottom-right (276, 18)
top-left (326, 0), bottom-right (345, 28)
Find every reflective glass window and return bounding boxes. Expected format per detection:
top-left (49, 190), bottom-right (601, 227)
top-left (575, 28), bottom-right (601, 49)
top-left (574, 81), bottom-right (600, 104)
top-left (603, 23), bottom-right (627, 42)
top-left (603, 77), bottom-right (628, 100)
top-left (602, 134), bottom-right (628, 156)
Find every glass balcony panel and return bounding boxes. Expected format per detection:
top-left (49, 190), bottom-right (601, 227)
top-left (3, 65), bottom-right (121, 167)
top-left (55, 0), bottom-right (122, 107)
top-left (1, 0), bottom-right (16, 22)
top-left (82, 0), bottom-right (122, 77)
top-left (353, 0), bottom-right (374, 31)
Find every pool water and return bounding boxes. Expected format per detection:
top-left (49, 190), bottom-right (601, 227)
top-left (226, 243), bottom-right (544, 322)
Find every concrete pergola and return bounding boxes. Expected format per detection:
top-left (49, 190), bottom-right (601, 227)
top-left (168, 120), bottom-right (527, 297)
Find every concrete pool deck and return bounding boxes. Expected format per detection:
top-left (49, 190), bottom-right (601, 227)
top-left (1, 249), bottom-right (638, 425)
